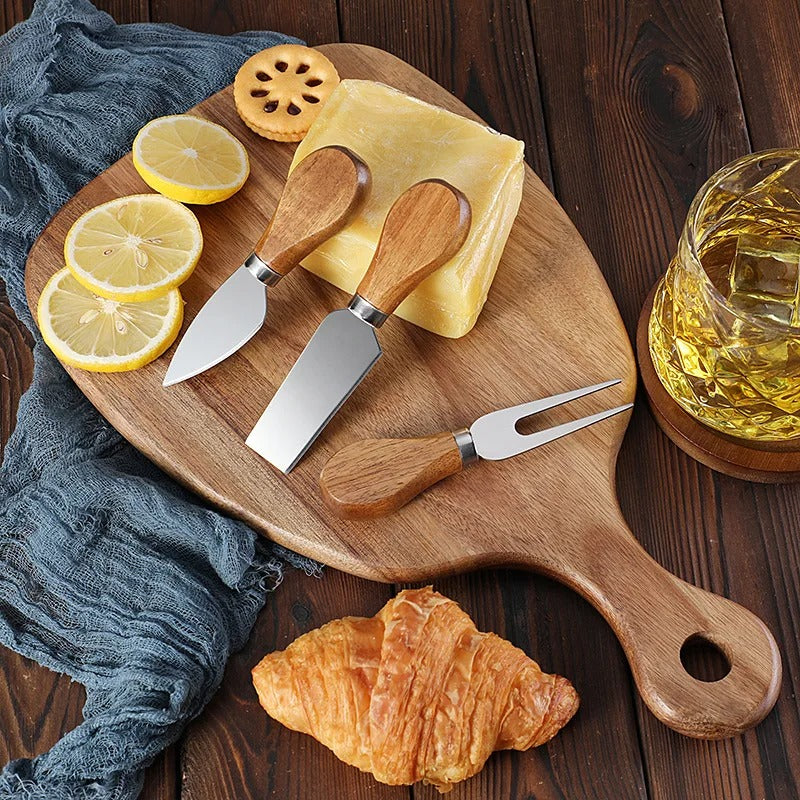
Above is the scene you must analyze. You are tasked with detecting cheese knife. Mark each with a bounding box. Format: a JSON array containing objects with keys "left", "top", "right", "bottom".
[
  {"left": 246, "top": 179, "right": 472, "bottom": 473},
  {"left": 319, "top": 379, "right": 633, "bottom": 518},
  {"left": 162, "top": 145, "right": 371, "bottom": 387}
]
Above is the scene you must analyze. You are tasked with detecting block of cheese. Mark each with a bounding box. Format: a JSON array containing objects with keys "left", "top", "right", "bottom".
[{"left": 290, "top": 79, "right": 525, "bottom": 338}]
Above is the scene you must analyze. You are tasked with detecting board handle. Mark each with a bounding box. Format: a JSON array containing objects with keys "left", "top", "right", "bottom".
[
  {"left": 356, "top": 180, "right": 471, "bottom": 316},
  {"left": 525, "top": 516, "right": 782, "bottom": 739},
  {"left": 253, "top": 145, "right": 371, "bottom": 276},
  {"left": 320, "top": 433, "right": 465, "bottom": 519}
]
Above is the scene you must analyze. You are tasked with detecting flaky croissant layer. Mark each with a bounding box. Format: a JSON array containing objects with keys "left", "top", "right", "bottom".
[{"left": 252, "top": 586, "right": 578, "bottom": 792}]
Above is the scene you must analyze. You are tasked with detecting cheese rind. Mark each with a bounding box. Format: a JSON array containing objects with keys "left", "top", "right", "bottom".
[{"left": 290, "top": 80, "right": 524, "bottom": 338}]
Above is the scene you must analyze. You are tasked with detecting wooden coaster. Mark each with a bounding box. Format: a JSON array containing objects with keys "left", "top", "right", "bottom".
[{"left": 636, "top": 284, "right": 800, "bottom": 483}]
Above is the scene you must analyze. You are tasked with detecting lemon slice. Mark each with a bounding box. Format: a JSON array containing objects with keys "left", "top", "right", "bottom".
[
  {"left": 64, "top": 194, "right": 202, "bottom": 302},
  {"left": 38, "top": 268, "right": 183, "bottom": 372},
  {"left": 133, "top": 114, "right": 250, "bottom": 204}
]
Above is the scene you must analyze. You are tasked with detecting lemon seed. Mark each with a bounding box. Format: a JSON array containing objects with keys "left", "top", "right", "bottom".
[{"left": 79, "top": 310, "right": 99, "bottom": 324}]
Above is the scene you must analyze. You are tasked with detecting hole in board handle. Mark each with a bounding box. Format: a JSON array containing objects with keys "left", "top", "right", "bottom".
[{"left": 680, "top": 634, "right": 731, "bottom": 682}]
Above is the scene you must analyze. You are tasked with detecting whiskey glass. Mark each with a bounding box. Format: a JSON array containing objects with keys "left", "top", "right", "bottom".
[{"left": 648, "top": 149, "right": 800, "bottom": 441}]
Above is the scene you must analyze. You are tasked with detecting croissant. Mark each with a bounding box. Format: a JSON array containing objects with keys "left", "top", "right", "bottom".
[{"left": 252, "top": 586, "right": 578, "bottom": 792}]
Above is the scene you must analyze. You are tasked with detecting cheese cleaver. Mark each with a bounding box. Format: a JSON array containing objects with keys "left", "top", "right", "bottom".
[
  {"left": 246, "top": 179, "right": 472, "bottom": 473},
  {"left": 163, "top": 146, "right": 371, "bottom": 387}
]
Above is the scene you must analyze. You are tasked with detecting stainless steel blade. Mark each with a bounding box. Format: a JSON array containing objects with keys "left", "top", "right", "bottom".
[
  {"left": 470, "top": 379, "right": 631, "bottom": 460},
  {"left": 163, "top": 266, "right": 267, "bottom": 387},
  {"left": 246, "top": 309, "right": 382, "bottom": 473}
]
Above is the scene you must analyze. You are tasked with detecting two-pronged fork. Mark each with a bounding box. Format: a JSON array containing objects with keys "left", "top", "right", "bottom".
[{"left": 320, "top": 379, "right": 632, "bottom": 519}]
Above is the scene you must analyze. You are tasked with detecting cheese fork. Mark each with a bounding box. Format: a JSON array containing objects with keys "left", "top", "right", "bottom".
[{"left": 320, "top": 379, "right": 633, "bottom": 519}]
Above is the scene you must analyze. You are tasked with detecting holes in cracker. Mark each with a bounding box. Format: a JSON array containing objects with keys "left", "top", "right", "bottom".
[
  {"left": 275, "top": 61, "right": 289, "bottom": 72},
  {"left": 302, "top": 94, "right": 320, "bottom": 104},
  {"left": 305, "top": 78, "right": 323, "bottom": 87},
  {"left": 296, "top": 63, "right": 310, "bottom": 74},
  {"left": 255, "top": 71, "right": 271, "bottom": 81},
  {"left": 264, "top": 100, "right": 279, "bottom": 113},
  {"left": 287, "top": 103, "right": 302, "bottom": 116},
  {"left": 251, "top": 89, "right": 269, "bottom": 98}
]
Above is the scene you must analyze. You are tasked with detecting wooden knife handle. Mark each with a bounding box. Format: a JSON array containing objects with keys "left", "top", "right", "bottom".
[
  {"left": 356, "top": 179, "right": 471, "bottom": 315},
  {"left": 253, "top": 145, "right": 370, "bottom": 276},
  {"left": 520, "top": 516, "right": 782, "bottom": 739},
  {"left": 320, "top": 432, "right": 464, "bottom": 519}
]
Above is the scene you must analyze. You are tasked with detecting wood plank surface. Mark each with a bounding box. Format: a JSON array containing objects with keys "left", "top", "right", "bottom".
[
  {"left": 1, "top": 1, "right": 800, "bottom": 799},
  {"left": 0, "top": 653, "right": 85, "bottom": 774},
  {"left": 148, "top": 0, "right": 337, "bottom": 44},
  {"left": 720, "top": 2, "right": 800, "bottom": 796},
  {"left": 93, "top": 0, "right": 150, "bottom": 24},
  {"left": 340, "top": 0, "right": 552, "bottom": 185},
  {"left": 0, "top": 643, "right": 175, "bottom": 800},
  {"left": 526, "top": 0, "right": 800, "bottom": 797},
  {"left": 723, "top": 0, "right": 800, "bottom": 151},
  {"left": 0, "top": 1, "right": 28, "bottom": 33}
]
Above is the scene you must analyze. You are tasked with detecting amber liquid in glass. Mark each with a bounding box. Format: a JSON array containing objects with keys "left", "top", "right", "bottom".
[{"left": 649, "top": 157, "right": 800, "bottom": 441}]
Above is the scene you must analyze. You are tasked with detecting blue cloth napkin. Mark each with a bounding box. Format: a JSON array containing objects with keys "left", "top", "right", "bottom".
[{"left": 0, "top": 2, "right": 319, "bottom": 797}]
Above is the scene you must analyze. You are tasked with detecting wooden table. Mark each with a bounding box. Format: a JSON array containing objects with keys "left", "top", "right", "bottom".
[{"left": 2, "top": 1, "right": 799, "bottom": 797}]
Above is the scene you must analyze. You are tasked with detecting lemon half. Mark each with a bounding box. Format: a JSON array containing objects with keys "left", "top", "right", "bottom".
[
  {"left": 38, "top": 268, "right": 183, "bottom": 372},
  {"left": 133, "top": 114, "right": 250, "bottom": 204},
  {"left": 64, "top": 194, "right": 202, "bottom": 302}
]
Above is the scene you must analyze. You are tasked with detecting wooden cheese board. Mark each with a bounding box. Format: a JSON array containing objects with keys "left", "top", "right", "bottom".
[{"left": 26, "top": 43, "right": 781, "bottom": 739}]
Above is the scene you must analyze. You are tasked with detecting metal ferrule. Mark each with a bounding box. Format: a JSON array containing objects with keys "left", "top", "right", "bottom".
[
  {"left": 245, "top": 252, "right": 283, "bottom": 287},
  {"left": 348, "top": 294, "right": 389, "bottom": 328},
  {"left": 453, "top": 428, "right": 479, "bottom": 466}
]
